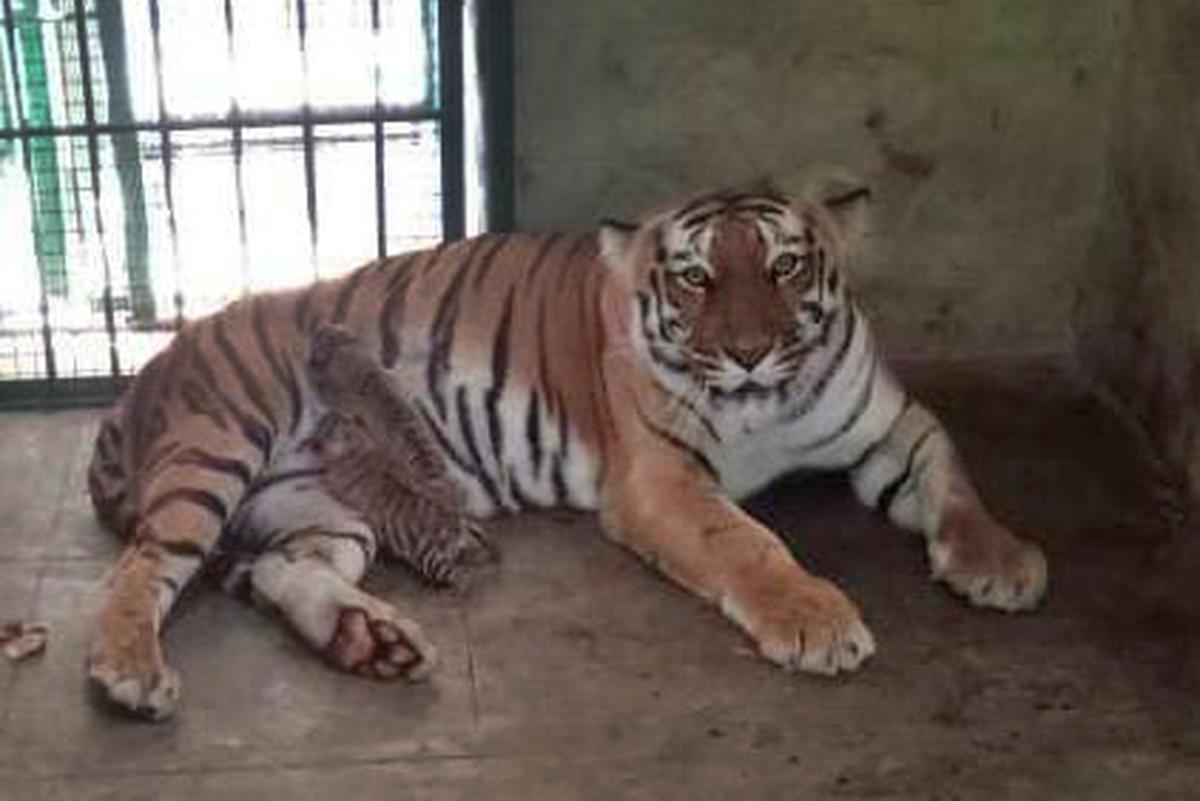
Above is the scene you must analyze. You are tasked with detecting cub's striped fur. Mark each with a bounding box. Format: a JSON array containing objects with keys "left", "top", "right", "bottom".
[
  {"left": 303, "top": 323, "right": 495, "bottom": 587},
  {"left": 87, "top": 180, "right": 1047, "bottom": 719}
]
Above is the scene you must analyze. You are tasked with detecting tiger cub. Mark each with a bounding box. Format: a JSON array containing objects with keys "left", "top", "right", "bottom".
[
  {"left": 87, "top": 179, "right": 1047, "bottom": 719},
  {"left": 302, "top": 322, "right": 495, "bottom": 588}
]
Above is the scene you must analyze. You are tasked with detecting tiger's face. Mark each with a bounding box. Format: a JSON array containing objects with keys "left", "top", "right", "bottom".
[{"left": 601, "top": 183, "right": 870, "bottom": 403}]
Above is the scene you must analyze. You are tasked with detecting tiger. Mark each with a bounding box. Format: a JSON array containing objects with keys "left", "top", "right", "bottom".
[{"left": 86, "top": 177, "right": 1048, "bottom": 720}]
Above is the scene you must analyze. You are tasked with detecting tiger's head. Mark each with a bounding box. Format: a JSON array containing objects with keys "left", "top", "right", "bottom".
[{"left": 600, "top": 179, "right": 871, "bottom": 403}]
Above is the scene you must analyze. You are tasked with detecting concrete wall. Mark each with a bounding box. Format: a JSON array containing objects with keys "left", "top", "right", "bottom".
[
  {"left": 513, "top": 0, "right": 1120, "bottom": 360},
  {"left": 1075, "top": 0, "right": 1200, "bottom": 506}
]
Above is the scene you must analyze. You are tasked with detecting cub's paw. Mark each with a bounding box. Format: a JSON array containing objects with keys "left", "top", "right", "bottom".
[
  {"left": 929, "top": 518, "right": 1048, "bottom": 612},
  {"left": 325, "top": 605, "right": 438, "bottom": 682},
  {"left": 731, "top": 578, "right": 876, "bottom": 676},
  {"left": 88, "top": 638, "right": 181, "bottom": 722}
]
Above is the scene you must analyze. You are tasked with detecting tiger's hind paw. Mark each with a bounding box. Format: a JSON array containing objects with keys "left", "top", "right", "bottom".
[
  {"left": 325, "top": 606, "right": 437, "bottom": 682},
  {"left": 87, "top": 649, "right": 181, "bottom": 722}
]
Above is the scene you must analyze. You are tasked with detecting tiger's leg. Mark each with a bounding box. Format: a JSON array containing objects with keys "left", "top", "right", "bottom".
[
  {"left": 601, "top": 448, "right": 875, "bottom": 675},
  {"left": 88, "top": 429, "right": 264, "bottom": 720},
  {"left": 848, "top": 399, "right": 1047, "bottom": 610},
  {"left": 228, "top": 480, "right": 437, "bottom": 680}
]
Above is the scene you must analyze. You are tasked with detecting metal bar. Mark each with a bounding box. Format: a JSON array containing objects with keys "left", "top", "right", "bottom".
[
  {"left": 2, "top": 0, "right": 57, "bottom": 382},
  {"left": 0, "top": 105, "right": 439, "bottom": 139},
  {"left": 478, "top": 0, "right": 513, "bottom": 232},
  {"left": 295, "top": 0, "right": 318, "bottom": 277},
  {"left": 16, "top": 4, "right": 68, "bottom": 300},
  {"left": 371, "top": 0, "right": 386, "bottom": 259},
  {"left": 72, "top": 0, "right": 120, "bottom": 378},
  {"left": 147, "top": 0, "right": 184, "bottom": 329},
  {"left": 98, "top": 0, "right": 154, "bottom": 323},
  {"left": 438, "top": 0, "right": 465, "bottom": 241},
  {"left": 223, "top": 0, "right": 250, "bottom": 294}
]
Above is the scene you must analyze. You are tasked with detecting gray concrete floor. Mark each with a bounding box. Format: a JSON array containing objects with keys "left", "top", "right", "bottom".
[{"left": 0, "top": 362, "right": 1198, "bottom": 800}]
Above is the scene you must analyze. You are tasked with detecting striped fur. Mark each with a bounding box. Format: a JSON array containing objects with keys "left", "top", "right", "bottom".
[{"left": 86, "top": 181, "right": 1048, "bottom": 719}]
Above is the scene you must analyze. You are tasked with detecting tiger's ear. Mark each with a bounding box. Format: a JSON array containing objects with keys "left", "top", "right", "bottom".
[
  {"left": 599, "top": 219, "right": 639, "bottom": 274},
  {"left": 802, "top": 171, "right": 872, "bottom": 255},
  {"left": 823, "top": 186, "right": 872, "bottom": 244}
]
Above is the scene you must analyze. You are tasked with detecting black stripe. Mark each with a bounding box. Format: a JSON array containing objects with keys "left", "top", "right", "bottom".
[
  {"left": 170, "top": 447, "right": 254, "bottom": 487},
  {"left": 648, "top": 344, "right": 692, "bottom": 376},
  {"left": 800, "top": 300, "right": 824, "bottom": 320},
  {"left": 427, "top": 236, "right": 496, "bottom": 419},
  {"left": 536, "top": 301, "right": 554, "bottom": 416},
  {"left": 681, "top": 209, "right": 720, "bottom": 230},
  {"left": 252, "top": 297, "right": 302, "bottom": 437},
  {"left": 376, "top": 253, "right": 420, "bottom": 366},
  {"left": 875, "top": 426, "right": 937, "bottom": 514},
  {"left": 189, "top": 345, "right": 274, "bottom": 463},
  {"left": 382, "top": 252, "right": 418, "bottom": 293},
  {"left": 664, "top": 388, "right": 720, "bottom": 442},
  {"left": 796, "top": 353, "right": 878, "bottom": 454},
  {"left": 244, "top": 467, "right": 326, "bottom": 499},
  {"left": 331, "top": 264, "right": 370, "bottom": 323},
  {"left": 144, "top": 487, "right": 228, "bottom": 524},
  {"left": 786, "top": 304, "right": 858, "bottom": 421},
  {"left": 417, "top": 403, "right": 486, "bottom": 482},
  {"left": 484, "top": 287, "right": 516, "bottom": 468},
  {"left": 673, "top": 195, "right": 719, "bottom": 221},
  {"left": 525, "top": 233, "right": 565, "bottom": 285},
  {"left": 648, "top": 269, "right": 674, "bottom": 341},
  {"left": 95, "top": 428, "right": 113, "bottom": 462},
  {"left": 846, "top": 395, "right": 912, "bottom": 472},
  {"left": 213, "top": 317, "right": 279, "bottom": 433},
  {"left": 156, "top": 575, "right": 181, "bottom": 596},
  {"left": 508, "top": 468, "right": 536, "bottom": 508},
  {"left": 141, "top": 439, "right": 182, "bottom": 476},
  {"left": 633, "top": 401, "right": 719, "bottom": 481},
  {"left": 550, "top": 454, "right": 573, "bottom": 508},
  {"left": 379, "top": 271, "right": 417, "bottom": 368},
  {"left": 243, "top": 422, "right": 273, "bottom": 465},
  {"left": 525, "top": 391, "right": 543, "bottom": 476},
  {"left": 555, "top": 391, "right": 571, "bottom": 462},
  {"left": 104, "top": 420, "right": 124, "bottom": 449},
  {"left": 455, "top": 387, "right": 503, "bottom": 508},
  {"left": 471, "top": 234, "right": 511, "bottom": 289},
  {"left": 145, "top": 536, "right": 209, "bottom": 561},
  {"left": 815, "top": 251, "right": 826, "bottom": 305},
  {"left": 420, "top": 240, "right": 453, "bottom": 274}
]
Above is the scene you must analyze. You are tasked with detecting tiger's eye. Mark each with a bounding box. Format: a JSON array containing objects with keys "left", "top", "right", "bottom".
[
  {"left": 771, "top": 253, "right": 812, "bottom": 284},
  {"left": 676, "top": 266, "right": 710, "bottom": 290}
]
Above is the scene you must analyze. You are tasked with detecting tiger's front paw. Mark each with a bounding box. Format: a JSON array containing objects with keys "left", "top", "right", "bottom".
[
  {"left": 88, "top": 633, "right": 181, "bottom": 722},
  {"left": 729, "top": 578, "right": 876, "bottom": 676},
  {"left": 930, "top": 514, "right": 1048, "bottom": 612}
]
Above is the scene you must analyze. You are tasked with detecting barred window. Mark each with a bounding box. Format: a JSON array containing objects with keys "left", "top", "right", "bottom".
[{"left": 0, "top": 0, "right": 506, "bottom": 407}]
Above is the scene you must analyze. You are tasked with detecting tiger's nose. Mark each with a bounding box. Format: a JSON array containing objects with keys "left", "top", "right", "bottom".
[{"left": 726, "top": 343, "right": 771, "bottom": 370}]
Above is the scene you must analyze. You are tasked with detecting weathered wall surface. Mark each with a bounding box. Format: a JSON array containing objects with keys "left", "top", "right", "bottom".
[
  {"left": 1075, "top": 0, "right": 1200, "bottom": 505},
  {"left": 514, "top": 1, "right": 1119, "bottom": 359}
]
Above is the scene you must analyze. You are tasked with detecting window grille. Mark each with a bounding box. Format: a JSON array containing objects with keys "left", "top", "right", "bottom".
[{"left": 0, "top": 0, "right": 496, "bottom": 408}]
